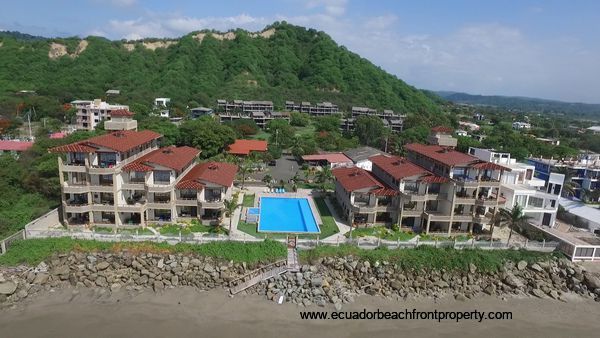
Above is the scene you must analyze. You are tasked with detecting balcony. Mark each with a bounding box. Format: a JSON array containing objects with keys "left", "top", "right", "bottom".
[
  {"left": 64, "top": 203, "right": 91, "bottom": 213},
  {"left": 424, "top": 211, "right": 452, "bottom": 221},
  {"left": 89, "top": 166, "right": 117, "bottom": 175},
  {"left": 401, "top": 190, "right": 427, "bottom": 202},
  {"left": 475, "top": 197, "right": 499, "bottom": 206},
  {"left": 63, "top": 182, "right": 90, "bottom": 193},
  {"left": 452, "top": 213, "right": 472, "bottom": 222},
  {"left": 201, "top": 200, "right": 224, "bottom": 209},
  {"left": 147, "top": 183, "right": 172, "bottom": 193}
]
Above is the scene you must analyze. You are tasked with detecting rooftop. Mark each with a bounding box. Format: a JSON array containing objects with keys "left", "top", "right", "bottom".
[
  {"left": 49, "top": 130, "right": 161, "bottom": 153},
  {"left": 404, "top": 143, "right": 478, "bottom": 166},
  {"left": 343, "top": 146, "right": 384, "bottom": 163},
  {"left": 332, "top": 166, "right": 397, "bottom": 196},
  {"left": 370, "top": 154, "right": 430, "bottom": 180},
  {"left": 176, "top": 162, "right": 238, "bottom": 189},
  {"left": 0, "top": 140, "right": 34, "bottom": 152},
  {"left": 227, "top": 139, "right": 268, "bottom": 155},
  {"left": 123, "top": 146, "right": 200, "bottom": 172},
  {"left": 302, "top": 152, "right": 352, "bottom": 164},
  {"left": 110, "top": 109, "right": 134, "bottom": 117}
]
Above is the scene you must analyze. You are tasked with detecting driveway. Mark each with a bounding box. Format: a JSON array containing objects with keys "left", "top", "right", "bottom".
[{"left": 250, "top": 155, "right": 300, "bottom": 184}]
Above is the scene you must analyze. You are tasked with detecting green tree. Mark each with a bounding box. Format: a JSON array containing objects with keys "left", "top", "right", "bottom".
[
  {"left": 499, "top": 205, "right": 531, "bottom": 245},
  {"left": 178, "top": 117, "right": 235, "bottom": 158},
  {"left": 354, "top": 115, "right": 388, "bottom": 147},
  {"left": 138, "top": 116, "right": 180, "bottom": 146},
  {"left": 290, "top": 112, "right": 310, "bottom": 127},
  {"left": 223, "top": 198, "right": 240, "bottom": 237}
]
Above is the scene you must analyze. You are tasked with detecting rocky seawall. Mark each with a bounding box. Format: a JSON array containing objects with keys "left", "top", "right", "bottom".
[{"left": 1, "top": 252, "right": 599, "bottom": 309}]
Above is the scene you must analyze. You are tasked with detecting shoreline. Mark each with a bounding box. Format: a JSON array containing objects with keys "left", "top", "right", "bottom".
[{"left": 1, "top": 287, "right": 599, "bottom": 338}]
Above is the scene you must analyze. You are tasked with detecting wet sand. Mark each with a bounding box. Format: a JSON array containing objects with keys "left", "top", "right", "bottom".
[{"left": 1, "top": 288, "right": 598, "bottom": 338}]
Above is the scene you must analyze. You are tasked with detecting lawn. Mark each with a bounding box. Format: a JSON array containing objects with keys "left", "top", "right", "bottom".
[
  {"left": 242, "top": 193, "right": 255, "bottom": 207},
  {"left": 237, "top": 197, "right": 339, "bottom": 240},
  {"left": 345, "top": 226, "right": 417, "bottom": 241},
  {"left": 419, "top": 234, "right": 473, "bottom": 242},
  {"left": 118, "top": 228, "right": 154, "bottom": 236},
  {"left": 0, "top": 238, "right": 287, "bottom": 266}
]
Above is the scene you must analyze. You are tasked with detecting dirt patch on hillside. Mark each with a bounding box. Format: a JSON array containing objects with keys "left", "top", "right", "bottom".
[
  {"left": 193, "top": 28, "right": 276, "bottom": 42},
  {"left": 48, "top": 40, "right": 88, "bottom": 59},
  {"left": 142, "top": 40, "right": 177, "bottom": 50},
  {"left": 123, "top": 43, "right": 135, "bottom": 51}
]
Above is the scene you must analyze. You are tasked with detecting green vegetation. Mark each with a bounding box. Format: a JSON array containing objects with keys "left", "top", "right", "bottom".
[
  {"left": 419, "top": 234, "right": 472, "bottom": 242},
  {"left": 300, "top": 245, "right": 560, "bottom": 272},
  {"left": 0, "top": 238, "right": 287, "bottom": 266},
  {"left": 242, "top": 193, "right": 255, "bottom": 207},
  {"left": 312, "top": 197, "right": 339, "bottom": 238},
  {"left": 346, "top": 226, "right": 417, "bottom": 241},
  {"left": 158, "top": 224, "right": 191, "bottom": 235}
]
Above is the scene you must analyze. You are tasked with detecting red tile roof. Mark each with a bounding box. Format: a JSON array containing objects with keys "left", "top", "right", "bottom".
[
  {"left": 49, "top": 132, "right": 67, "bottom": 139},
  {"left": 0, "top": 140, "right": 33, "bottom": 151},
  {"left": 302, "top": 153, "right": 352, "bottom": 164},
  {"left": 333, "top": 167, "right": 384, "bottom": 192},
  {"left": 431, "top": 126, "right": 453, "bottom": 133},
  {"left": 49, "top": 130, "right": 161, "bottom": 153},
  {"left": 227, "top": 139, "right": 268, "bottom": 155},
  {"left": 471, "top": 161, "right": 511, "bottom": 171},
  {"left": 123, "top": 146, "right": 200, "bottom": 172},
  {"left": 404, "top": 143, "right": 478, "bottom": 166},
  {"left": 110, "top": 109, "right": 134, "bottom": 117},
  {"left": 370, "top": 154, "right": 430, "bottom": 180},
  {"left": 176, "top": 162, "right": 238, "bottom": 189}
]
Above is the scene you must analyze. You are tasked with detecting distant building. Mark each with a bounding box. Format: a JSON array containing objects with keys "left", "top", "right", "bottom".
[
  {"left": 0, "top": 140, "right": 33, "bottom": 157},
  {"left": 154, "top": 98, "right": 171, "bottom": 118},
  {"left": 104, "top": 109, "right": 137, "bottom": 131},
  {"left": 227, "top": 139, "right": 268, "bottom": 156},
  {"left": 343, "top": 146, "right": 385, "bottom": 171},
  {"left": 458, "top": 121, "right": 480, "bottom": 131},
  {"left": 301, "top": 153, "right": 353, "bottom": 169},
  {"left": 215, "top": 100, "right": 290, "bottom": 128},
  {"left": 286, "top": 101, "right": 339, "bottom": 115},
  {"left": 473, "top": 113, "right": 485, "bottom": 121},
  {"left": 586, "top": 126, "right": 600, "bottom": 135},
  {"left": 73, "top": 99, "right": 129, "bottom": 131},
  {"left": 428, "top": 126, "right": 457, "bottom": 148},
  {"left": 455, "top": 130, "right": 468, "bottom": 137},
  {"left": 512, "top": 121, "right": 531, "bottom": 130},
  {"left": 190, "top": 107, "right": 213, "bottom": 119},
  {"left": 105, "top": 89, "right": 120, "bottom": 96},
  {"left": 535, "top": 137, "right": 560, "bottom": 146}
]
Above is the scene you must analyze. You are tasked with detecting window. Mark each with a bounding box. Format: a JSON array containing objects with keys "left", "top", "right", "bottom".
[
  {"left": 154, "top": 170, "right": 170, "bottom": 184},
  {"left": 528, "top": 196, "right": 543, "bottom": 208},
  {"left": 514, "top": 195, "right": 527, "bottom": 207}
]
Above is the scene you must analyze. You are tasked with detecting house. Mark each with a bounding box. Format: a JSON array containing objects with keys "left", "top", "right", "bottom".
[
  {"left": 49, "top": 132, "right": 67, "bottom": 139},
  {"left": 459, "top": 121, "right": 480, "bottom": 131},
  {"left": 73, "top": 99, "right": 129, "bottom": 131},
  {"left": 190, "top": 107, "right": 213, "bottom": 119},
  {"left": 512, "top": 122, "right": 531, "bottom": 130},
  {"left": 428, "top": 126, "right": 457, "bottom": 148},
  {"left": 343, "top": 146, "right": 385, "bottom": 171},
  {"left": 285, "top": 101, "right": 339, "bottom": 115},
  {"left": 473, "top": 113, "right": 485, "bottom": 121},
  {"left": 105, "top": 89, "right": 120, "bottom": 96},
  {"left": 535, "top": 137, "right": 560, "bottom": 146},
  {"left": 104, "top": 109, "right": 137, "bottom": 131},
  {"left": 301, "top": 153, "right": 353, "bottom": 169},
  {"left": 527, "top": 153, "right": 600, "bottom": 202},
  {"left": 227, "top": 139, "right": 268, "bottom": 156},
  {"left": 587, "top": 126, "right": 600, "bottom": 135},
  {"left": 154, "top": 98, "right": 170, "bottom": 107},
  {"left": 455, "top": 130, "right": 469, "bottom": 137},
  {"left": 0, "top": 140, "right": 33, "bottom": 157},
  {"left": 470, "top": 147, "right": 563, "bottom": 227}
]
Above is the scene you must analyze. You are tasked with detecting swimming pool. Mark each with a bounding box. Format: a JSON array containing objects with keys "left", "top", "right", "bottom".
[{"left": 257, "top": 197, "right": 321, "bottom": 234}]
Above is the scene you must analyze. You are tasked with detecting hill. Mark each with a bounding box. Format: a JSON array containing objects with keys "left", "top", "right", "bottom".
[
  {"left": 0, "top": 22, "right": 441, "bottom": 122},
  {"left": 435, "top": 91, "right": 600, "bottom": 120}
]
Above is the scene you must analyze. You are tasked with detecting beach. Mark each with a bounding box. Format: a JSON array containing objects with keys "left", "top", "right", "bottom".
[{"left": 1, "top": 288, "right": 598, "bottom": 338}]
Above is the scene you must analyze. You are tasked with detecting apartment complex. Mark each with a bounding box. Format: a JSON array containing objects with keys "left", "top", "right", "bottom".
[
  {"left": 215, "top": 99, "right": 290, "bottom": 128},
  {"left": 527, "top": 153, "right": 599, "bottom": 202},
  {"left": 285, "top": 101, "right": 339, "bottom": 116},
  {"left": 50, "top": 130, "right": 238, "bottom": 228},
  {"left": 470, "top": 148, "right": 564, "bottom": 227},
  {"left": 332, "top": 129, "right": 511, "bottom": 235},
  {"left": 340, "top": 106, "right": 406, "bottom": 133},
  {"left": 73, "top": 99, "right": 129, "bottom": 131}
]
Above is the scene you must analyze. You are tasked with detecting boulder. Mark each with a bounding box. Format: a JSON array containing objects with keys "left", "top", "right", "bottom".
[
  {"left": 584, "top": 274, "right": 600, "bottom": 290},
  {"left": 96, "top": 262, "right": 110, "bottom": 271},
  {"left": 504, "top": 274, "right": 523, "bottom": 288},
  {"left": 530, "top": 263, "right": 543, "bottom": 273},
  {"left": 33, "top": 273, "right": 49, "bottom": 285},
  {"left": 0, "top": 281, "right": 17, "bottom": 295},
  {"left": 517, "top": 261, "right": 528, "bottom": 271}
]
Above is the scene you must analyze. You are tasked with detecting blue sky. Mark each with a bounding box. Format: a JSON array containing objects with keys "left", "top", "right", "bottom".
[{"left": 1, "top": 0, "right": 599, "bottom": 103}]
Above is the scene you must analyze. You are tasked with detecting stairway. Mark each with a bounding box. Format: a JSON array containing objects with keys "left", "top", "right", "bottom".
[
  {"left": 287, "top": 248, "right": 300, "bottom": 272},
  {"left": 229, "top": 261, "right": 288, "bottom": 295}
]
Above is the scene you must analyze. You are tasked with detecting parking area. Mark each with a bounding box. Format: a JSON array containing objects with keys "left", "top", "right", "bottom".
[{"left": 249, "top": 155, "right": 301, "bottom": 183}]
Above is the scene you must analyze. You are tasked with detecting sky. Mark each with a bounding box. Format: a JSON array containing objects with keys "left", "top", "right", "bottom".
[{"left": 1, "top": 0, "right": 599, "bottom": 103}]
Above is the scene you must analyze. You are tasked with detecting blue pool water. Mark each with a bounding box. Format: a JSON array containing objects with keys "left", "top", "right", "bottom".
[
  {"left": 257, "top": 197, "right": 320, "bottom": 233},
  {"left": 248, "top": 208, "right": 259, "bottom": 215}
]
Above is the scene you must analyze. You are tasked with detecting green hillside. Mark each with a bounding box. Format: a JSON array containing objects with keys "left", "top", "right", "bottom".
[{"left": 0, "top": 22, "right": 441, "bottom": 121}]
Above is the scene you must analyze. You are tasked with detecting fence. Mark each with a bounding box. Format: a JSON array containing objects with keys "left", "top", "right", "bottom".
[
  {"left": 19, "top": 228, "right": 559, "bottom": 254},
  {"left": 0, "top": 230, "right": 26, "bottom": 255}
]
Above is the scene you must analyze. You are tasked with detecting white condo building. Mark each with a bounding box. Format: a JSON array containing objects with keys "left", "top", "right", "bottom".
[{"left": 73, "top": 99, "right": 129, "bottom": 131}]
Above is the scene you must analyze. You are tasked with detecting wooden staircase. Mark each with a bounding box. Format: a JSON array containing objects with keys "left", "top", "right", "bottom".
[{"left": 229, "top": 236, "right": 301, "bottom": 295}]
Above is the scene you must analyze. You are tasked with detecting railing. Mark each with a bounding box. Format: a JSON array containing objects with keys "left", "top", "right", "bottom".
[{"left": 0, "top": 230, "right": 26, "bottom": 255}]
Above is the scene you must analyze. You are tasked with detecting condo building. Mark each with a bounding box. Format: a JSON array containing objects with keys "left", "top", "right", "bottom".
[
  {"left": 215, "top": 99, "right": 290, "bottom": 128},
  {"left": 50, "top": 130, "right": 237, "bottom": 228},
  {"left": 285, "top": 101, "right": 339, "bottom": 115},
  {"left": 333, "top": 128, "right": 511, "bottom": 235},
  {"left": 73, "top": 99, "right": 129, "bottom": 131}
]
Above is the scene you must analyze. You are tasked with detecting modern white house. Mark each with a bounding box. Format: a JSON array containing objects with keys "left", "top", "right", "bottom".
[
  {"left": 469, "top": 147, "right": 564, "bottom": 227},
  {"left": 512, "top": 121, "right": 532, "bottom": 130}
]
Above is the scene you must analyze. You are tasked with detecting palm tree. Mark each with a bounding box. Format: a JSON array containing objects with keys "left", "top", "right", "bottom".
[
  {"left": 553, "top": 166, "right": 579, "bottom": 198},
  {"left": 488, "top": 210, "right": 508, "bottom": 241},
  {"left": 237, "top": 158, "right": 253, "bottom": 190},
  {"left": 223, "top": 198, "right": 240, "bottom": 237},
  {"left": 316, "top": 166, "right": 333, "bottom": 192},
  {"left": 499, "top": 204, "right": 531, "bottom": 245},
  {"left": 262, "top": 173, "right": 273, "bottom": 188}
]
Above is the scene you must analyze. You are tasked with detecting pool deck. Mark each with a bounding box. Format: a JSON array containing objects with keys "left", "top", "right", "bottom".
[{"left": 253, "top": 191, "right": 323, "bottom": 226}]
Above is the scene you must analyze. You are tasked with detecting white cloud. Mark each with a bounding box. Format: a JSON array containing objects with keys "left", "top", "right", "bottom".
[{"left": 306, "top": 0, "right": 347, "bottom": 16}]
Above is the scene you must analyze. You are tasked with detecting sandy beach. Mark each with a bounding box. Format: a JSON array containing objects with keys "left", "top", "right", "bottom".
[{"left": 1, "top": 288, "right": 598, "bottom": 338}]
